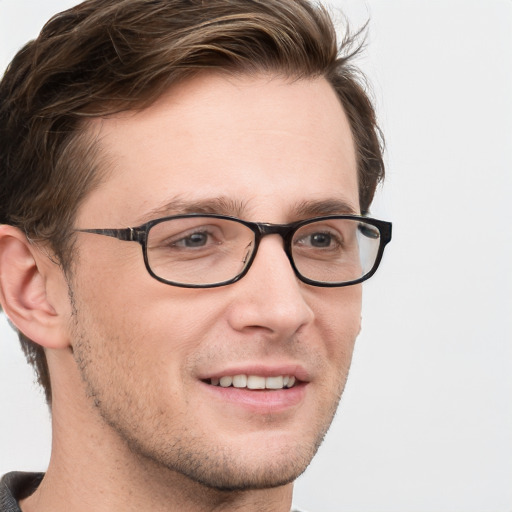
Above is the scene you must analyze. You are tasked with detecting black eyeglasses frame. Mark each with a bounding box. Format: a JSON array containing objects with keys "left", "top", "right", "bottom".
[{"left": 77, "top": 213, "right": 392, "bottom": 289}]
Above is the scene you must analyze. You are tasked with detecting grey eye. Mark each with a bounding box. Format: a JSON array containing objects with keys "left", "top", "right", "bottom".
[
  {"left": 177, "top": 232, "right": 209, "bottom": 247},
  {"left": 308, "top": 233, "right": 332, "bottom": 247}
]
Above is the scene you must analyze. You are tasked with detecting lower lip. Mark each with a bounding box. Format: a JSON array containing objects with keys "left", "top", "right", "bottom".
[{"left": 201, "top": 381, "right": 307, "bottom": 414}]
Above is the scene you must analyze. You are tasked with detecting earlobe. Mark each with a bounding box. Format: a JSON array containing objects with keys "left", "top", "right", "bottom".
[{"left": 0, "top": 225, "right": 70, "bottom": 349}]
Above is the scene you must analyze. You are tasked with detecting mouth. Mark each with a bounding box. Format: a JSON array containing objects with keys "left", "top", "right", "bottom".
[
  {"left": 204, "top": 374, "right": 298, "bottom": 390},
  {"left": 200, "top": 369, "right": 308, "bottom": 413}
]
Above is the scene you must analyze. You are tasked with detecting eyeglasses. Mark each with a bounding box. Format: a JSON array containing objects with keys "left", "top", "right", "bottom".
[{"left": 77, "top": 214, "right": 392, "bottom": 288}]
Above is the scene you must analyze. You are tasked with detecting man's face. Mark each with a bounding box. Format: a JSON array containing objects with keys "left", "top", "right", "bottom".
[{"left": 68, "top": 73, "right": 361, "bottom": 490}]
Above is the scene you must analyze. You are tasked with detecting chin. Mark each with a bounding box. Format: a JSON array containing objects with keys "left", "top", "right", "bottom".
[
  {"left": 172, "top": 450, "right": 312, "bottom": 492},
  {"left": 193, "top": 421, "right": 331, "bottom": 490},
  {"left": 126, "top": 425, "right": 325, "bottom": 492}
]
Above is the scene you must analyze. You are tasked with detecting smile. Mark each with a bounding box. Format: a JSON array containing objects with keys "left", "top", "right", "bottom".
[{"left": 208, "top": 375, "right": 297, "bottom": 390}]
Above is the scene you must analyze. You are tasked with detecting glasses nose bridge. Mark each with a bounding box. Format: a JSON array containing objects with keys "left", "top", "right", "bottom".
[
  {"left": 256, "top": 222, "right": 294, "bottom": 243},
  {"left": 252, "top": 222, "right": 295, "bottom": 264}
]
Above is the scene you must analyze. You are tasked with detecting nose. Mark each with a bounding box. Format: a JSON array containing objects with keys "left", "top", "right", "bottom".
[{"left": 226, "top": 235, "right": 314, "bottom": 338}]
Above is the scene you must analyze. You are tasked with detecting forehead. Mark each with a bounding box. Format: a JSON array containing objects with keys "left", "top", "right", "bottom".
[{"left": 79, "top": 73, "right": 359, "bottom": 226}]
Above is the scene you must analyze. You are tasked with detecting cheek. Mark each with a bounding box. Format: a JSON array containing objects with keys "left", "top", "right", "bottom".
[
  {"left": 313, "top": 285, "right": 362, "bottom": 364},
  {"left": 71, "top": 251, "right": 229, "bottom": 371}
]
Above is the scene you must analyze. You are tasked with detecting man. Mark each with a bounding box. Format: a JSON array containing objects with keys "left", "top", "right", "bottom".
[{"left": 0, "top": 0, "right": 391, "bottom": 510}]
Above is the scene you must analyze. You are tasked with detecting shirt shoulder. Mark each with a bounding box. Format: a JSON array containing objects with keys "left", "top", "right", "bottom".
[{"left": 0, "top": 472, "right": 43, "bottom": 512}]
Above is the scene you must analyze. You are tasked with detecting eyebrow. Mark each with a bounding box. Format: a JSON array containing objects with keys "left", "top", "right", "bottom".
[
  {"left": 136, "top": 196, "right": 247, "bottom": 224},
  {"left": 135, "top": 196, "right": 359, "bottom": 225},
  {"left": 292, "top": 199, "right": 359, "bottom": 218}
]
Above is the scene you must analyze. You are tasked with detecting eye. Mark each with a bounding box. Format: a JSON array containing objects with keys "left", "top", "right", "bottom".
[
  {"left": 174, "top": 231, "right": 211, "bottom": 248},
  {"left": 155, "top": 225, "right": 224, "bottom": 252},
  {"left": 295, "top": 229, "right": 342, "bottom": 250},
  {"left": 307, "top": 232, "right": 334, "bottom": 248}
]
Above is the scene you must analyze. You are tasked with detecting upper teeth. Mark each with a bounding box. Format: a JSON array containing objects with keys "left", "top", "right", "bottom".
[{"left": 210, "top": 375, "right": 296, "bottom": 390}]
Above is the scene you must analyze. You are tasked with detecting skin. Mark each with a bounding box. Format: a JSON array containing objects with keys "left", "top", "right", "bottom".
[{"left": 3, "top": 73, "right": 361, "bottom": 511}]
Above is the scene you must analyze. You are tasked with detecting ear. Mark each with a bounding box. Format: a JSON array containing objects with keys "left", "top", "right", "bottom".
[{"left": 0, "top": 225, "right": 71, "bottom": 349}]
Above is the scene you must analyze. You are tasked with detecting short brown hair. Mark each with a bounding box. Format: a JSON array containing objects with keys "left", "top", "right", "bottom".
[{"left": 0, "top": 0, "right": 384, "bottom": 405}]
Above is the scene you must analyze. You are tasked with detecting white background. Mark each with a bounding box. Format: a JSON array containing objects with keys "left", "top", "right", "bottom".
[{"left": 1, "top": 1, "right": 511, "bottom": 511}]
